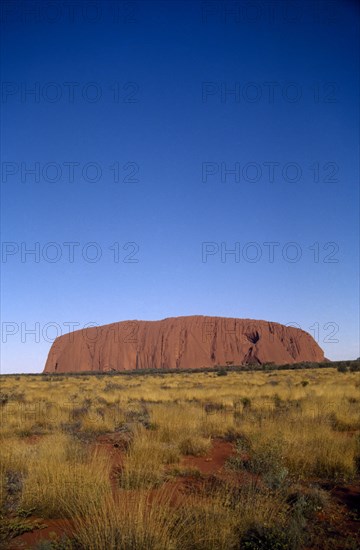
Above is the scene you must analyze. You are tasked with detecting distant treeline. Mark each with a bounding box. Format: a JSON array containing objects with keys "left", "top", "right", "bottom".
[{"left": 2, "top": 359, "right": 360, "bottom": 378}]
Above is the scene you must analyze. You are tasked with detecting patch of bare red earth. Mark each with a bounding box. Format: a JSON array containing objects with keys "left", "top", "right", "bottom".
[
  {"left": 7, "top": 519, "right": 74, "bottom": 550},
  {"left": 307, "top": 484, "right": 360, "bottom": 549},
  {"left": 181, "top": 438, "right": 235, "bottom": 475}
]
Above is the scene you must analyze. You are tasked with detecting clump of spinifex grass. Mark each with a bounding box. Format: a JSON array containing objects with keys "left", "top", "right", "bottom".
[
  {"left": 227, "top": 437, "right": 289, "bottom": 489},
  {"left": 68, "top": 488, "right": 184, "bottom": 550},
  {"left": 68, "top": 481, "right": 292, "bottom": 550},
  {"left": 177, "top": 482, "right": 291, "bottom": 550},
  {"left": 119, "top": 425, "right": 182, "bottom": 489},
  {"left": 19, "top": 433, "right": 112, "bottom": 518},
  {"left": 151, "top": 403, "right": 212, "bottom": 455},
  {"left": 231, "top": 398, "right": 358, "bottom": 482}
]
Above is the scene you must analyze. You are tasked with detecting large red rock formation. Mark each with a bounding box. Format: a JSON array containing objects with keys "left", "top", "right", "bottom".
[{"left": 43, "top": 316, "right": 325, "bottom": 373}]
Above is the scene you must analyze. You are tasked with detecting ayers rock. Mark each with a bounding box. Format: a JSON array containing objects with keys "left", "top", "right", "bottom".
[{"left": 44, "top": 316, "right": 325, "bottom": 373}]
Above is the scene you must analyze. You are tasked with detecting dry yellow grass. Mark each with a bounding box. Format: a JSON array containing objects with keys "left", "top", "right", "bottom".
[
  {"left": 68, "top": 488, "right": 184, "bottom": 550},
  {"left": 0, "top": 367, "right": 359, "bottom": 548},
  {"left": 19, "top": 434, "right": 112, "bottom": 518}
]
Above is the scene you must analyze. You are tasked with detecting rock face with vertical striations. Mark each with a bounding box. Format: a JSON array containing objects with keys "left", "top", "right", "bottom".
[{"left": 43, "top": 316, "right": 325, "bottom": 373}]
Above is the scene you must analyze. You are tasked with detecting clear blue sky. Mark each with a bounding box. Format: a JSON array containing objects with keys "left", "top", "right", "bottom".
[{"left": 1, "top": 0, "right": 359, "bottom": 373}]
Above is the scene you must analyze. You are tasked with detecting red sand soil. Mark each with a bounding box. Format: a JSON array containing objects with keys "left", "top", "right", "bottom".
[
  {"left": 330, "top": 484, "right": 360, "bottom": 515},
  {"left": 180, "top": 438, "right": 235, "bottom": 475},
  {"left": 7, "top": 519, "right": 73, "bottom": 550},
  {"left": 308, "top": 484, "right": 360, "bottom": 549},
  {"left": 44, "top": 315, "right": 325, "bottom": 373}
]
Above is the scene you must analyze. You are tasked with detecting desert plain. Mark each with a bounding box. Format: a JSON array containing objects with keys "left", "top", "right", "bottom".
[{"left": 0, "top": 361, "right": 359, "bottom": 549}]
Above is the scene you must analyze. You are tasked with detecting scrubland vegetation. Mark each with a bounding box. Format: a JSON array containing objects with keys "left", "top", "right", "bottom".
[{"left": 1, "top": 364, "right": 359, "bottom": 549}]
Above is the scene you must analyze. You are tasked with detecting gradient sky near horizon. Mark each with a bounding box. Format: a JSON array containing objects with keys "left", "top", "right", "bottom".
[{"left": 1, "top": 0, "right": 359, "bottom": 374}]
